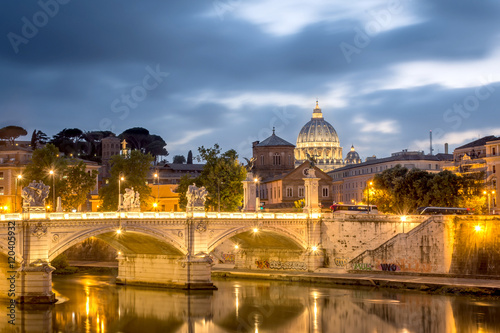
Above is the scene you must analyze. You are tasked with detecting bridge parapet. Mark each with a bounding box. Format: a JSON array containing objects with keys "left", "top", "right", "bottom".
[{"left": 1, "top": 212, "right": 313, "bottom": 221}]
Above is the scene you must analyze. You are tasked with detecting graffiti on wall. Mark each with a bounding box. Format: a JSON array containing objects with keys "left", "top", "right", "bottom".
[
  {"left": 378, "top": 263, "right": 400, "bottom": 271},
  {"left": 352, "top": 263, "right": 372, "bottom": 271},
  {"left": 222, "top": 253, "right": 235, "bottom": 264},
  {"left": 255, "top": 260, "right": 307, "bottom": 270},
  {"left": 334, "top": 258, "right": 349, "bottom": 267},
  {"left": 373, "top": 259, "right": 432, "bottom": 273}
]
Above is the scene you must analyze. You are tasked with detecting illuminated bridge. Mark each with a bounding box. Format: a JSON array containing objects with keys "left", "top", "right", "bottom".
[{"left": 0, "top": 211, "right": 322, "bottom": 303}]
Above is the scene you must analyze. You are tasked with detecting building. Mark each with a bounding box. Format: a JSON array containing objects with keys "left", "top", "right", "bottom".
[
  {"left": 328, "top": 150, "right": 452, "bottom": 204},
  {"left": 295, "top": 101, "right": 344, "bottom": 172},
  {"left": 101, "top": 135, "right": 121, "bottom": 178},
  {"left": 249, "top": 130, "right": 334, "bottom": 210},
  {"left": 442, "top": 135, "right": 499, "bottom": 214},
  {"left": 0, "top": 146, "right": 33, "bottom": 212},
  {"left": 150, "top": 163, "right": 205, "bottom": 185},
  {"left": 252, "top": 129, "right": 295, "bottom": 180},
  {"left": 484, "top": 138, "right": 500, "bottom": 213}
]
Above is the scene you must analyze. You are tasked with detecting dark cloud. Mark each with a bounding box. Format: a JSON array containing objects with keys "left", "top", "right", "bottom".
[{"left": 0, "top": 0, "right": 499, "bottom": 160}]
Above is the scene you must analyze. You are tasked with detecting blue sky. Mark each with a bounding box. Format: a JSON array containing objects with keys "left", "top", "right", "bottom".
[{"left": 1, "top": 0, "right": 499, "bottom": 160}]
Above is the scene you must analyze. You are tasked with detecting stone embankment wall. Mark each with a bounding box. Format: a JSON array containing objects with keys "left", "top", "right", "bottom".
[
  {"left": 349, "top": 215, "right": 500, "bottom": 276},
  {"left": 321, "top": 214, "right": 427, "bottom": 270},
  {"left": 448, "top": 216, "right": 500, "bottom": 276}
]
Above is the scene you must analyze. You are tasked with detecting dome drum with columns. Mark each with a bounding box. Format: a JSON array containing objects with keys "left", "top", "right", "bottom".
[{"left": 295, "top": 101, "right": 344, "bottom": 172}]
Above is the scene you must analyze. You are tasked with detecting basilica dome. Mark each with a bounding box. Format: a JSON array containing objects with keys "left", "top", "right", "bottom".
[{"left": 295, "top": 101, "right": 344, "bottom": 172}]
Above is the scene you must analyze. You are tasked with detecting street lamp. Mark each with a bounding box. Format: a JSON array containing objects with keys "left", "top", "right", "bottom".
[
  {"left": 49, "top": 170, "right": 55, "bottom": 212},
  {"left": 367, "top": 181, "right": 373, "bottom": 214},
  {"left": 15, "top": 174, "right": 22, "bottom": 213},
  {"left": 254, "top": 178, "right": 261, "bottom": 212},
  {"left": 118, "top": 174, "right": 124, "bottom": 211},
  {"left": 154, "top": 171, "right": 159, "bottom": 211},
  {"left": 484, "top": 190, "right": 496, "bottom": 214}
]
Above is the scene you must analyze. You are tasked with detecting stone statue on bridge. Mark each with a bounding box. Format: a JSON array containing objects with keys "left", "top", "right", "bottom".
[
  {"left": 22, "top": 180, "right": 50, "bottom": 212},
  {"left": 186, "top": 184, "right": 208, "bottom": 211},
  {"left": 120, "top": 187, "right": 141, "bottom": 212}
]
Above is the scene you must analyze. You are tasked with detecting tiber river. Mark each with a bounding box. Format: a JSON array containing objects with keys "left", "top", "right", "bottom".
[{"left": 2, "top": 272, "right": 500, "bottom": 333}]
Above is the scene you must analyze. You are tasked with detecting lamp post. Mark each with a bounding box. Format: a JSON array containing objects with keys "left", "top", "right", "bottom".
[
  {"left": 118, "top": 174, "right": 124, "bottom": 211},
  {"left": 154, "top": 172, "right": 159, "bottom": 211},
  {"left": 367, "top": 181, "right": 373, "bottom": 214},
  {"left": 484, "top": 190, "right": 496, "bottom": 215},
  {"left": 49, "top": 170, "right": 55, "bottom": 212},
  {"left": 15, "top": 174, "right": 22, "bottom": 213}
]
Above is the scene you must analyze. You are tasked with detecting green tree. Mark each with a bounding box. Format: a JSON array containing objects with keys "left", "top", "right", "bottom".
[
  {"left": 187, "top": 150, "right": 193, "bottom": 164},
  {"left": 370, "top": 165, "right": 485, "bottom": 214},
  {"left": 59, "top": 161, "right": 98, "bottom": 210},
  {"left": 120, "top": 128, "right": 168, "bottom": 162},
  {"left": 98, "top": 150, "right": 154, "bottom": 211},
  {"left": 173, "top": 155, "right": 186, "bottom": 164},
  {"left": 30, "top": 129, "right": 49, "bottom": 150},
  {"left": 23, "top": 144, "right": 68, "bottom": 208},
  {"left": 0, "top": 125, "right": 28, "bottom": 145},
  {"left": 176, "top": 144, "right": 246, "bottom": 211}
]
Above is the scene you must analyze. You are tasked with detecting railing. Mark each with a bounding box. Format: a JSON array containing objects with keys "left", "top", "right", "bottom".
[{"left": 0, "top": 211, "right": 311, "bottom": 221}]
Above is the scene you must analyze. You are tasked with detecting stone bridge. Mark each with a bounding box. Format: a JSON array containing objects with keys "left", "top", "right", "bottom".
[{"left": 0, "top": 211, "right": 322, "bottom": 303}]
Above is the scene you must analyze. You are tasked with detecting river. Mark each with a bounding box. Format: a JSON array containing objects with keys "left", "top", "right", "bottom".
[{"left": 2, "top": 273, "right": 500, "bottom": 333}]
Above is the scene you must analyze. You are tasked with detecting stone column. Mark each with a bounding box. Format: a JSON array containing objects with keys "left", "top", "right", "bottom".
[
  {"left": 242, "top": 174, "right": 257, "bottom": 212},
  {"left": 303, "top": 169, "right": 321, "bottom": 216}
]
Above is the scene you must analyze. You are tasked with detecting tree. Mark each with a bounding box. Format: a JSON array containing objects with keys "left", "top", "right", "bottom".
[
  {"left": 370, "top": 165, "right": 485, "bottom": 214},
  {"left": 187, "top": 150, "right": 193, "bottom": 164},
  {"left": 98, "top": 150, "right": 154, "bottom": 211},
  {"left": 51, "top": 128, "right": 84, "bottom": 156},
  {"left": 58, "top": 161, "right": 98, "bottom": 210},
  {"left": 23, "top": 144, "right": 98, "bottom": 211},
  {"left": 30, "top": 129, "right": 49, "bottom": 150},
  {"left": 0, "top": 126, "right": 27, "bottom": 145},
  {"left": 23, "top": 144, "right": 68, "bottom": 208},
  {"left": 176, "top": 144, "right": 246, "bottom": 211},
  {"left": 119, "top": 128, "right": 168, "bottom": 162},
  {"left": 173, "top": 155, "right": 186, "bottom": 164}
]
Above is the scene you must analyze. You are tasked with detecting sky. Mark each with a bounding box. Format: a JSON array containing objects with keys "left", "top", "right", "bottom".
[{"left": 1, "top": 0, "right": 500, "bottom": 161}]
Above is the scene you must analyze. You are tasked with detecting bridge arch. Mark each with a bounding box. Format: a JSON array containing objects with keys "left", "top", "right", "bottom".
[
  {"left": 49, "top": 225, "right": 187, "bottom": 262},
  {"left": 0, "top": 241, "right": 22, "bottom": 264},
  {"left": 208, "top": 225, "right": 307, "bottom": 253}
]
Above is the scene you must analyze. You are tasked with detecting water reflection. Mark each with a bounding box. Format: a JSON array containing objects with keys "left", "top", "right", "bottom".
[{"left": 1, "top": 273, "right": 500, "bottom": 332}]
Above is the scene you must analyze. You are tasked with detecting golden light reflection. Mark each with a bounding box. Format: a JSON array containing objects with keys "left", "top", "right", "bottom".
[{"left": 475, "top": 225, "right": 483, "bottom": 232}]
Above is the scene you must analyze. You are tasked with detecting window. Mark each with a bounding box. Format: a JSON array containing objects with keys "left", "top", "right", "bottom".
[
  {"left": 0, "top": 172, "right": 3, "bottom": 180},
  {"left": 278, "top": 187, "right": 280, "bottom": 198},
  {"left": 286, "top": 187, "right": 293, "bottom": 197},
  {"left": 273, "top": 153, "right": 281, "bottom": 165},
  {"left": 0, "top": 187, "right": 3, "bottom": 195},
  {"left": 298, "top": 186, "right": 305, "bottom": 197},
  {"left": 494, "top": 165, "right": 496, "bottom": 173},
  {"left": 322, "top": 186, "right": 329, "bottom": 197},
  {"left": 273, "top": 187, "right": 276, "bottom": 199},
  {"left": 288, "top": 155, "right": 292, "bottom": 165},
  {"left": 493, "top": 147, "right": 497, "bottom": 156},
  {"left": 260, "top": 155, "right": 264, "bottom": 165}
]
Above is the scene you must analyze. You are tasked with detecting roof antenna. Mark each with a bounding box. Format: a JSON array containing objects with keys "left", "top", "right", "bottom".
[{"left": 272, "top": 127, "right": 275, "bottom": 135}]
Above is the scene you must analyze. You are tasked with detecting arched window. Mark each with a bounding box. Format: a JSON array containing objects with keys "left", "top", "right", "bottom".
[{"left": 273, "top": 153, "right": 281, "bottom": 166}]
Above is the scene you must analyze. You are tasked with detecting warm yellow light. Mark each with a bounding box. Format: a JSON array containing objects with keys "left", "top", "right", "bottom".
[
  {"left": 234, "top": 245, "right": 239, "bottom": 249},
  {"left": 475, "top": 225, "right": 482, "bottom": 232},
  {"left": 3, "top": 206, "right": 8, "bottom": 210},
  {"left": 116, "top": 229, "right": 122, "bottom": 234},
  {"left": 493, "top": 191, "right": 496, "bottom": 194},
  {"left": 153, "top": 202, "right": 158, "bottom": 208},
  {"left": 120, "top": 177, "right": 124, "bottom": 181},
  {"left": 49, "top": 170, "right": 54, "bottom": 175},
  {"left": 154, "top": 173, "right": 158, "bottom": 178},
  {"left": 253, "top": 228, "right": 258, "bottom": 233},
  {"left": 312, "top": 246, "right": 318, "bottom": 251},
  {"left": 254, "top": 178, "right": 258, "bottom": 183},
  {"left": 17, "top": 175, "right": 22, "bottom": 179},
  {"left": 401, "top": 216, "right": 407, "bottom": 222},
  {"left": 118, "top": 251, "right": 122, "bottom": 255},
  {"left": 46, "top": 205, "right": 51, "bottom": 209},
  {"left": 483, "top": 191, "right": 487, "bottom": 195},
  {"left": 369, "top": 182, "right": 373, "bottom": 186}
]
